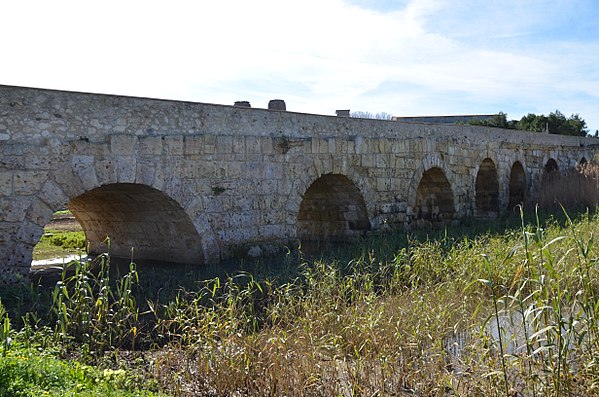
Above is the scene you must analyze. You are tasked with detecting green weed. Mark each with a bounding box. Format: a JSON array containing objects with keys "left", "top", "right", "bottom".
[
  {"left": 33, "top": 230, "right": 86, "bottom": 261},
  {"left": 0, "top": 344, "right": 164, "bottom": 397},
  {"left": 3, "top": 209, "right": 599, "bottom": 395}
]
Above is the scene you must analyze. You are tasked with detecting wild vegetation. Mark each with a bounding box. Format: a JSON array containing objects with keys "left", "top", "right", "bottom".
[
  {"left": 468, "top": 110, "right": 590, "bottom": 136},
  {"left": 32, "top": 230, "right": 86, "bottom": 261},
  {"left": 2, "top": 164, "right": 599, "bottom": 396},
  {"left": 32, "top": 210, "right": 86, "bottom": 261},
  {"left": 539, "top": 160, "right": 599, "bottom": 211}
]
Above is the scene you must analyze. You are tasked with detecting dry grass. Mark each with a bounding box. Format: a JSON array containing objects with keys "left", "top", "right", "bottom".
[
  {"left": 4, "top": 209, "right": 599, "bottom": 396},
  {"left": 144, "top": 214, "right": 599, "bottom": 396},
  {"left": 539, "top": 161, "right": 599, "bottom": 210}
]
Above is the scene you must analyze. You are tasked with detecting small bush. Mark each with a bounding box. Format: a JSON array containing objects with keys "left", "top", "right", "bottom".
[{"left": 47, "top": 232, "right": 86, "bottom": 249}]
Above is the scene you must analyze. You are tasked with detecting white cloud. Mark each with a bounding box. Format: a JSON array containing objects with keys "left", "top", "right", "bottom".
[{"left": 1, "top": 0, "right": 598, "bottom": 130}]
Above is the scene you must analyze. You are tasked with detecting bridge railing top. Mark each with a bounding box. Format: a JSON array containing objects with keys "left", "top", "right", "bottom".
[{"left": 1, "top": 84, "right": 597, "bottom": 148}]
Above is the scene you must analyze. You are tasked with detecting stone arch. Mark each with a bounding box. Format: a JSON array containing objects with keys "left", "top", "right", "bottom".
[
  {"left": 408, "top": 154, "right": 458, "bottom": 218},
  {"left": 475, "top": 158, "right": 500, "bottom": 217},
  {"left": 544, "top": 158, "right": 559, "bottom": 173},
  {"left": 414, "top": 167, "right": 455, "bottom": 222},
  {"left": 508, "top": 161, "right": 527, "bottom": 210},
  {"left": 68, "top": 183, "right": 204, "bottom": 264},
  {"left": 14, "top": 155, "right": 218, "bottom": 274},
  {"left": 542, "top": 158, "right": 560, "bottom": 185},
  {"left": 297, "top": 173, "right": 370, "bottom": 241},
  {"left": 286, "top": 156, "right": 376, "bottom": 238}
]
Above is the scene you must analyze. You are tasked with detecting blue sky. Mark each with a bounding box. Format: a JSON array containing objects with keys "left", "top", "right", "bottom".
[{"left": 2, "top": 0, "right": 598, "bottom": 132}]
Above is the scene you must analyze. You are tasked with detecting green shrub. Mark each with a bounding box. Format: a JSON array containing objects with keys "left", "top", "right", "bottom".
[{"left": 47, "top": 232, "right": 86, "bottom": 249}]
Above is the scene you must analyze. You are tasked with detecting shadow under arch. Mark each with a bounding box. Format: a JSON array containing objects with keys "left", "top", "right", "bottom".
[
  {"left": 508, "top": 161, "right": 527, "bottom": 210},
  {"left": 542, "top": 158, "right": 559, "bottom": 185},
  {"left": 297, "top": 173, "right": 370, "bottom": 242},
  {"left": 68, "top": 183, "right": 204, "bottom": 264},
  {"left": 414, "top": 167, "right": 455, "bottom": 222},
  {"left": 475, "top": 158, "right": 499, "bottom": 217}
]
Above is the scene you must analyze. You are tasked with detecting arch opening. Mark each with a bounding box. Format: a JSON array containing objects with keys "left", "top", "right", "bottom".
[
  {"left": 32, "top": 210, "right": 86, "bottom": 266},
  {"left": 475, "top": 158, "right": 500, "bottom": 217},
  {"left": 297, "top": 174, "right": 370, "bottom": 242},
  {"left": 545, "top": 158, "right": 559, "bottom": 173},
  {"left": 68, "top": 183, "right": 203, "bottom": 264},
  {"left": 508, "top": 161, "right": 526, "bottom": 210},
  {"left": 542, "top": 158, "right": 559, "bottom": 185},
  {"left": 415, "top": 167, "right": 455, "bottom": 222}
]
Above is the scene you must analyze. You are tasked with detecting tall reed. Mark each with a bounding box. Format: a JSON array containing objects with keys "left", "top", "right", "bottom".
[
  {"left": 3, "top": 209, "right": 599, "bottom": 395},
  {"left": 52, "top": 252, "right": 141, "bottom": 358}
]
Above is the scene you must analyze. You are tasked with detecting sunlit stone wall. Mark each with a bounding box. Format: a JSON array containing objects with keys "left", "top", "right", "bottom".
[{"left": 0, "top": 85, "right": 596, "bottom": 281}]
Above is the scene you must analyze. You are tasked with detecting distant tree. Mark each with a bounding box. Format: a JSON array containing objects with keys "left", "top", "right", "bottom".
[
  {"left": 350, "top": 111, "right": 393, "bottom": 120},
  {"left": 468, "top": 110, "right": 588, "bottom": 136},
  {"left": 516, "top": 113, "right": 548, "bottom": 132},
  {"left": 468, "top": 112, "right": 516, "bottom": 129},
  {"left": 516, "top": 110, "right": 588, "bottom": 136}
]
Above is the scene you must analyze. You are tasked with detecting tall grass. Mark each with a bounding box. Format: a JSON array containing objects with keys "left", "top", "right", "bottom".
[
  {"left": 2, "top": 209, "right": 599, "bottom": 396},
  {"left": 539, "top": 161, "right": 599, "bottom": 210},
  {"left": 143, "top": 209, "right": 599, "bottom": 396},
  {"left": 52, "top": 251, "right": 141, "bottom": 357}
]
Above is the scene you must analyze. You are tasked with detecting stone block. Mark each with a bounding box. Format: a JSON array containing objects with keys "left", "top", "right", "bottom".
[
  {"left": 38, "top": 179, "right": 68, "bottom": 210},
  {"left": 1, "top": 155, "right": 24, "bottom": 169},
  {"left": 310, "top": 138, "right": 320, "bottom": 154},
  {"left": 242, "top": 136, "right": 258, "bottom": 154},
  {"left": 259, "top": 224, "right": 284, "bottom": 238},
  {"left": 26, "top": 197, "right": 53, "bottom": 226},
  {"left": 1, "top": 198, "right": 29, "bottom": 222},
  {"left": 95, "top": 158, "right": 118, "bottom": 185},
  {"left": 116, "top": 155, "right": 137, "bottom": 183},
  {"left": 204, "top": 135, "right": 217, "bottom": 154},
  {"left": 361, "top": 155, "right": 375, "bottom": 168},
  {"left": 3, "top": 143, "right": 30, "bottom": 156},
  {"left": 232, "top": 137, "right": 245, "bottom": 154},
  {"left": 327, "top": 138, "right": 336, "bottom": 154},
  {"left": 378, "top": 139, "right": 391, "bottom": 153},
  {"left": 53, "top": 165, "right": 85, "bottom": 199},
  {"left": 0, "top": 171, "right": 12, "bottom": 196},
  {"left": 139, "top": 136, "right": 163, "bottom": 155},
  {"left": 225, "top": 161, "right": 242, "bottom": 178},
  {"left": 376, "top": 177, "right": 390, "bottom": 192},
  {"left": 111, "top": 134, "right": 138, "bottom": 156},
  {"left": 264, "top": 162, "right": 283, "bottom": 179},
  {"left": 184, "top": 135, "right": 203, "bottom": 155},
  {"left": 375, "top": 153, "right": 389, "bottom": 168},
  {"left": 164, "top": 136, "right": 184, "bottom": 155},
  {"left": 217, "top": 135, "right": 234, "bottom": 154},
  {"left": 71, "top": 155, "right": 98, "bottom": 191},
  {"left": 260, "top": 137, "right": 274, "bottom": 154},
  {"left": 135, "top": 161, "right": 156, "bottom": 186},
  {"left": 14, "top": 170, "right": 48, "bottom": 195},
  {"left": 380, "top": 203, "right": 395, "bottom": 214}
]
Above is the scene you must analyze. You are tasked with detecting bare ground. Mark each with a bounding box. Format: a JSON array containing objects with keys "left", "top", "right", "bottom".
[{"left": 46, "top": 213, "right": 83, "bottom": 232}]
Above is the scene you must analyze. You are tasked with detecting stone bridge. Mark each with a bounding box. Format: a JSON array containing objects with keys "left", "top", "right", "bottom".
[{"left": 1, "top": 85, "right": 597, "bottom": 280}]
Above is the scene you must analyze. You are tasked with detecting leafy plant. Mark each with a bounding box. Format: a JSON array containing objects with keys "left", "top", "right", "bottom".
[
  {"left": 0, "top": 299, "right": 11, "bottom": 356},
  {"left": 52, "top": 252, "right": 141, "bottom": 358}
]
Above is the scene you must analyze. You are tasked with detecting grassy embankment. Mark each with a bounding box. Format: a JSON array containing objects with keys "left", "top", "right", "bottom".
[
  {"left": 32, "top": 210, "right": 86, "bottom": 261},
  {"left": 1, "top": 162, "right": 599, "bottom": 396}
]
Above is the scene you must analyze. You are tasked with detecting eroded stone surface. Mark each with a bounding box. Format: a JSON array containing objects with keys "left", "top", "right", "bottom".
[{"left": 1, "top": 85, "right": 597, "bottom": 281}]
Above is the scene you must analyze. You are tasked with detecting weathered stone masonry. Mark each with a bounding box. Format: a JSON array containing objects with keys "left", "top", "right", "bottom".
[{"left": 1, "top": 85, "right": 597, "bottom": 280}]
